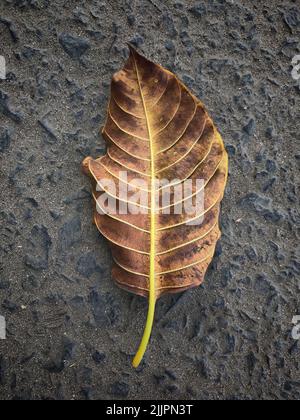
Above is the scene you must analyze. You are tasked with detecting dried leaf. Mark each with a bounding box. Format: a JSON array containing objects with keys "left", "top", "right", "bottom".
[{"left": 82, "top": 47, "right": 228, "bottom": 367}]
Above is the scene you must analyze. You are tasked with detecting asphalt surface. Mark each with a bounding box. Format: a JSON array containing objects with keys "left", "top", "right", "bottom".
[{"left": 0, "top": 0, "right": 299, "bottom": 400}]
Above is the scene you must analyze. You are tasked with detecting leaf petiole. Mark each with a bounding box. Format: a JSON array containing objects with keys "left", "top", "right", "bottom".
[{"left": 132, "top": 294, "right": 156, "bottom": 368}]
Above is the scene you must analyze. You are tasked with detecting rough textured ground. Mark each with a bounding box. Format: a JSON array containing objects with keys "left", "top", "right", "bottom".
[{"left": 0, "top": 0, "right": 299, "bottom": 401}]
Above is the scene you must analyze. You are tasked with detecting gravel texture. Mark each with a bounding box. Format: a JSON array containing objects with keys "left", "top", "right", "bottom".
[{"left": 0, "top": 0, "right": 299, "bottom": 401}]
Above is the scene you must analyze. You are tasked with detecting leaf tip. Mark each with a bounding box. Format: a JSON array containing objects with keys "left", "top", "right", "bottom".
[
  {"left": 127, "top": 42, "right": 136, "bottom": 53},
  {"left": 127, "top": 43, "right": 144, "bottom": 61}
]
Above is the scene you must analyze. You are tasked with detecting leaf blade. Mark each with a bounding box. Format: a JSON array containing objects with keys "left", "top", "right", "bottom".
[{"left": 82, "top": 47, "right": 228, "bottom": 367}]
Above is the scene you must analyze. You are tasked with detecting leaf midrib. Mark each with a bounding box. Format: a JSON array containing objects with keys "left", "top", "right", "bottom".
[{"left": 131, "top": 52, "right": 157, "bottom": 368}]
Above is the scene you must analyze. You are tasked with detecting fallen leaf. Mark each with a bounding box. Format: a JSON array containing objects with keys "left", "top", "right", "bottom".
[{"left": 82, "top": 46, "right": 228, "bottom": 367}]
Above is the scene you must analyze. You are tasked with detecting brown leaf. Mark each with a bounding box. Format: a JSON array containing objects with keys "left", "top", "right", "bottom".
[{"left": 82, "top": 47, "right": 228, "bottom": 367}]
